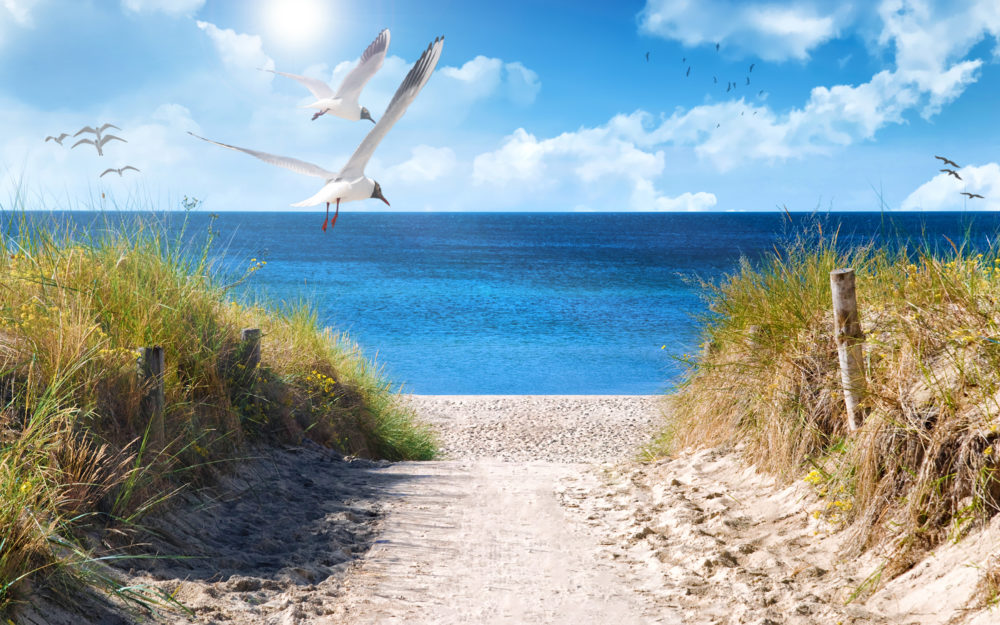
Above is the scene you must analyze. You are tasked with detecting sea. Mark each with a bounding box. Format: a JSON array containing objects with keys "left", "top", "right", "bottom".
[{"left": 8, "top": 211, "right": 1000, "bottom": 395}]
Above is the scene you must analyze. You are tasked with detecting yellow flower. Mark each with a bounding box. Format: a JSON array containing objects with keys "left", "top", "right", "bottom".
[{"left": 985, "top": 446, "right": 993, "bottom": 456}]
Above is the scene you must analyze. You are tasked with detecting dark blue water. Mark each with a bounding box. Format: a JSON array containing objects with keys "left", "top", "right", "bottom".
[{"left": 6, "top": 211, "right": 1000, "bottom": 394}]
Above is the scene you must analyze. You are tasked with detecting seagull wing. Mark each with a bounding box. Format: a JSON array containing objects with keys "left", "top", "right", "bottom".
[
  {"left": 339, "top": 36, "right": 443, "bottom": 179},
  {"left": 97, "top": 134, "right": 127, "bottom": 148},
  {"left": 99, "top": 168, "right": 116, "bottom": 177},
  {"left": 264, "top": 69, "right": 335, "bottom": 100},
  {"left": 74, "top": 126, "right": 98, "bottom": 137},
  {"left": 187, "top": 132, "right": 336, "bottom": 179},
  {"left": 121, "top": 166, "right": 140, "bottom": 173},
  {"left": 98, "top": 123, "right": 121, "bottom": 134},
  {"left": 334, "top": 29, "right": 390, "bottom": 103},
  {"left": 71, "top": 138, "right": 96, "bottom": 149}
]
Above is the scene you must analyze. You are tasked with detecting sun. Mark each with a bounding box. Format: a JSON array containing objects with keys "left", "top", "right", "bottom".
[{"left": 263, "top": 0, "right": 329, "bottom": 49}]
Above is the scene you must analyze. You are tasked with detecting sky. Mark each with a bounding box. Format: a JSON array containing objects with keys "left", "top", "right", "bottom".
[{"left": 1, "top": 0, "right": 1000, "bottom": 212}]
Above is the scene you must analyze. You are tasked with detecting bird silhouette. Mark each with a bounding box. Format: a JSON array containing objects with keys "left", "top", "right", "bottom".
[
  {"left": 960, "top": 192, "right": 984, "bottom": 199},
  {"left": 75, "top": 123, "right": 120, "bottom": 137},
  {"left": 72, "top": 133, "right": 126, "bottom": 157},
  {"left": 686, "top": 66, "right": 691, "bottom": 77},
  {"left": 645, "top": 52, "right": 649, "bottom": 62},
  {"left": 715, "top": 42, "right": 720, "bottom": 51},
  {"left": 746, "top": 76, "right": 750, "bottom": 85},
  {"left": 941, "top": 169, "right": 962, "bottom": 181},
  {"left": 99, "top": 166, "right": 140, "bottom": 178},
  {"left": 935, "top": 155, "right": 960, "bottom": 168},
  {"left": 44, "top": 133, "right": 69, "bottom": 145},
  {"left": 713, "top": 76, "right": 717, "bottom": 83},
  {"left": 682, "top": 57, "right": 686, "bottom": 63},
  {"left": 726, "top": 83, "right": 731, "bottom": 93},
  {"left": 749, "top": 63, "right": 755, "bottom": 73},
  {"left": 758, "top": 90, "right": 765, "bottom": 96}
]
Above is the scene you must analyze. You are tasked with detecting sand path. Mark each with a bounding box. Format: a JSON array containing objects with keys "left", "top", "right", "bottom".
[{"left": 328, "top": 460, "right": 670, "bottom": 624}]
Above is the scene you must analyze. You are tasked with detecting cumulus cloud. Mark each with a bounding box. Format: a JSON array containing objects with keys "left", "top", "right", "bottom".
[
  {"left": 902, "top": 163, "right": 1000, "bottom": 210},
  {"left": 472, "top": 120, "right": 716, "bottom": 212},
  {"left": 388, "top": 145, "right": 457, "bottom": 183},
  {"left": 631, "top": 0, "right": 1000, "bottom": 171},
  {"left": 121, "top": 0, "right": 204, "bottom": 15},
  {"left": 196, "top": 21, "right": 274, "bottom": 93},
  {"left": 639, "top": 0, "right": 855, "bottom": 61}
]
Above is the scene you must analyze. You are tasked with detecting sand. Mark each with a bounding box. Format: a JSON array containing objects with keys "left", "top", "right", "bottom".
[{"left": 14, "top": 395, "right": 1000, "bottom": 624}]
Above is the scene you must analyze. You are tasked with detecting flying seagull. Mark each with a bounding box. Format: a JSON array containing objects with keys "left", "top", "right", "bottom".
[
  {"left": 935, "top": 155, "right": 960, "bottom": 168},
  {"left": 72, "top": 133, "right": 126, "bottom": 156},
  {"left": 960, "top": 192, "right": 984, "bottom": 199},
  {"left": 686, "top": 66, "right": 691, "bottom": 77},
  {"left": 75, "top": 123, "right": 120, "bottom": 137},
  {"left": 645, "top": 51, "right": 649, "bottom": 62},
  {"left": 45, "top": 133, "right": 70, "bottom": 145},
  {"left": 191, "top": 36, "right": 444, "bottom": 232},
  {"left": 267, "top": 29, "right": 389, "bottom": 122},
  {"left": 941, "top": 169, "right": 962, "bottom": 181},
  {"left": 749, "top": 63, "right": 755, "bottom": 73},
  {"left": 100, "top": 166, "right": 140, "bottom": 178},
  {"left": 713, "top": 76, "right": 717, "bottom": 83},
  {"left": 746, "top": 76, "right": 750, "bottom": 85},
  {"left": 715, "top": 42, "right": 720, "bottom": 51}
]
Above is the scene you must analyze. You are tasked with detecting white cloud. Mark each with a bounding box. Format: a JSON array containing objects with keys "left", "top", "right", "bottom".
[
  {"left": 472, "top": 118, "right": 716, "bottom": 211},
  {"left": 388, "top": 145, "right": 457, "bottom": 183},
  {"left": 121, "top": 0, "right": 204, "bottom": 16},
  {"left": 504, "top": 62, "right": 541, "bottom": 107},
  {"left": 639, "top": 0, "right": 855, "bottom": 61},
  {"left": 196, "top": 21, "right": 274, "bottom": 93},
  {"left": 901, "top": 163, "right": 1000, "bottom": 210},
  {"left": 3, "top": 0, "right": 39, "bottom": 26}
]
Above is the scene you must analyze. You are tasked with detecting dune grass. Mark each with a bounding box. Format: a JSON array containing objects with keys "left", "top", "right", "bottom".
[
  {"left": 655, "top": 218, "right": 1000, "bottom": 599},
  {"left": 0, "top": 205, "right": 435, "bottom": 614}
]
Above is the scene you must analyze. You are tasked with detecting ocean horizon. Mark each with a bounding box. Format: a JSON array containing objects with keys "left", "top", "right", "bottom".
[{"left": 8, "top": 210, "right": 1000, "bottom": 395}]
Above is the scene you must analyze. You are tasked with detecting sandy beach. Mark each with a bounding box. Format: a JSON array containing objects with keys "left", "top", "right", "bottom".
[{"left": 16, "top": 395, "right": 999, "bottom": 624}]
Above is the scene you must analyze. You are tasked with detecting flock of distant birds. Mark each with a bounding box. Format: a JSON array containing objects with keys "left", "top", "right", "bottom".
[
  {"left": 45, "top": 123, "right": 139, "bottom": 178},
  {"left": 934, "top": 155, "right": 985, "bottom": 201},
  {"left": 646, "top": 42, "right": 765, "bottom": 128},
  {"left": 188, "top": 29, "right": 444, "bottom": 231}
]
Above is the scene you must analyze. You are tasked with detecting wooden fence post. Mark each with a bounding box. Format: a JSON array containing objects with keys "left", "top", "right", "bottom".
[
  {"left": 138, "top": 346, "right": 165, "bottom": 451},
  {"left": 830, "top": 268, "right": 866, "bottom": 431},
  {"left": 239, "top": 328, "right": 261, "bottom": 375}
]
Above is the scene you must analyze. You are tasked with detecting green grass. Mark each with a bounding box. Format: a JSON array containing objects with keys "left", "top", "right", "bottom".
[
  {"left": 0, "top": 202, "right": 435, "bottom": 614},
  {"left": 656, "top": 219, "right": 1000, "bottom": 596}
]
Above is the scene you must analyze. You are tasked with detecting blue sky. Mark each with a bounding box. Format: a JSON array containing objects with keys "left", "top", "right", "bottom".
[{"left": 2, "top": 0, "right": 1000, "bottom": 212}]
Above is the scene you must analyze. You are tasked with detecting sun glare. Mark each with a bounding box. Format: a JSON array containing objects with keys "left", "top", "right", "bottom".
[{"left": 263, "top": 0, "right": 329, "bottom": 49}]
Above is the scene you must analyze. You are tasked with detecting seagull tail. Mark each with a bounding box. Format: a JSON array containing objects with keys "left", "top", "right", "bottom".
[{"left": 291, "top": 190, "right": 327, "bottom": 208}]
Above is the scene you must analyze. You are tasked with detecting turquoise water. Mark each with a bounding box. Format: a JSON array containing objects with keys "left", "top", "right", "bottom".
[{"left": 9, "top": 211, "right": 1000, "bottom": 394}]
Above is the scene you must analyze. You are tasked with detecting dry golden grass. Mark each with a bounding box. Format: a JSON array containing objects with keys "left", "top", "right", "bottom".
[
  {"left": 655, "top": 222, "right": 1000, "bottom": 596},
  {"left": 0, "top": 208, "right": 435, "bottom": 613}
]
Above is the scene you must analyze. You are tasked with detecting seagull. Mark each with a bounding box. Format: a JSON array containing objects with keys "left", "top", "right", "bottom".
[
  {"left": 682, "top": 57, "right": 686, "bottom": 63},
  {"left": 960, "top": 192, "right": 984, "bottom": 199},
  {"left": 645, "top": 51, "right": 649, "bottom": 62},
  {"left": 749, "top": 63, "right": 755, "bottom": 73},
  {"left": 935, "top": 155, "right": 960, "bottom": 168},
  {"left": 713, "top": 76, "right": 717, "bottom": 83},
  {"left": 45, "top": 133, "right": 70, "bottom": 145},
  {"left": 941, "top": 169, "right": 962, "bottom": 181},
  {"left": 726, "top": 83, "right": 731, "bottom": 93},
  {"left": 74, "top": 123, "right": 120, "bottom": 137},
  {"left": 266, "top": 29, "right": 389, "bottom": 123},
  {"left": 746, "top": 76, "right": 750, "bottom": 85},
  {"left": 716, "top": 42, "right": 720, "bottom": 51},
  {"left": 686, "top": 66, "right": 691, "bottom": 77},
  {"left": 71, "top": 133, "right": 126, "bottom": 156},
  {"left": 191, "top": 36, "right": 444, "bottom": 232},
  {"left": 99, "top": 166, "right": 140, "bottom": 178}
]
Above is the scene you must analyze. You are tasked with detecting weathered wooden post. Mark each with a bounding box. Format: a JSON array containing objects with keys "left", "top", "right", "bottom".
[
  {"left": 138, "top": 346, "right": 165, "bottom": 451},
  {"left": 239, "top": 328, "right": 261, "bottom": 374},
  {"left": 830, "top": 268, "right": 866, "bottom": 431}
]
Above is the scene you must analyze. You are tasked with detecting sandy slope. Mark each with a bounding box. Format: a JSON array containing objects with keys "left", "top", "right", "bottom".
[{"left": 14, "top": 395, "right": 1000, "bottom": 624}]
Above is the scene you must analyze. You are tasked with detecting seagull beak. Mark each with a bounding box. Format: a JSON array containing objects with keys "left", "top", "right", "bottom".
[{"left": 379, "top": 194, "right": 390, "bottom": 206}]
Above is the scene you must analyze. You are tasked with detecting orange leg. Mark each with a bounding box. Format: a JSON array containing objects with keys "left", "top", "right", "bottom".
[
  {"left": 330, "top": 198, "right": 341, "bottom": 229},
  {"left": 321, "top": 202, "right": 330, "bottom": 231}
]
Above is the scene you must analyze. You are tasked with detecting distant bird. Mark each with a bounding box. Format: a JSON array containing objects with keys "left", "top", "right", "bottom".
[
  {"left": 941, "top": 169, "right": 963, "bottom": 181},
  {"left": 753, "top": 111, "right": 757, "bottom": 116},
  {"left": 726, "top": 83, "right": 731, "bottom": 93},
  {"left": 749, "top": 63, "right": 755, "bottom": 73},
  {"left": 715, "top": 42, "right": 720, "bottom": 51},
  {"left": 716, "top": 123, "right": 720, "bottom": 128},
  {"left": 75, "top": 123, "right": 120, "bottom": 137},
  {"left": 961, "top": 192, "right": 984, "bottom": 199},
  {"left": 713, "top": 76, "right": 717, "bottom": 83},
  {"left": 935, "top": 155, "right": 960, "bottom": 168},
  {"left": 190, "top": 36, "right": 444, "bottom": 232},
  {"left": 645, "top": 51, "right": 649, "bottom": 62},
  {"left": 265, "top": 28, "right": 389, "bottom": 123},
  {"left": 99, "top": 166, "right": 140, "bottom": 178},
  {"left": 682, "top": 57, "right": 686, "bottom": 63},
  {"left": 746, "top": 76, "right": 750, "bottom": 85},
  {"left": 44, "top": 133, "right": 69, "bottom": 145},
  {"left": 72, "top": 133, "right": 126, "bottom": 156},
  {"left": 686, "top": 66, "right": 691, "bottom": 77},
  {"left": 759, "top": 89, "right": 765, "bottom": 96}
]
